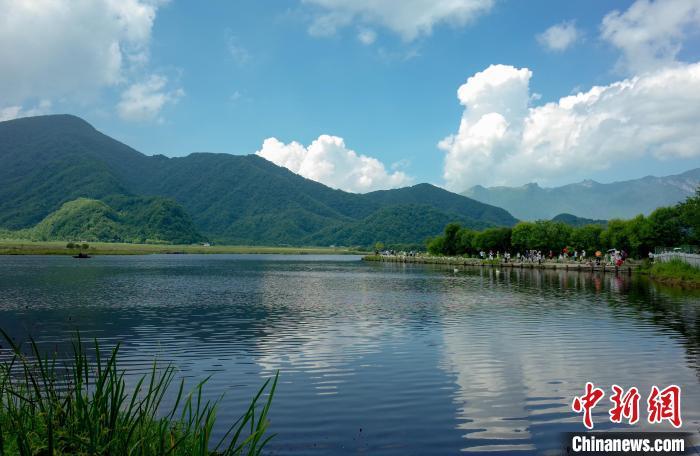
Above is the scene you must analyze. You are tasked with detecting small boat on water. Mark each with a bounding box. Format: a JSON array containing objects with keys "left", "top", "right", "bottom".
[{"left": 73, "top": 252, "right": 91, "bottom": 259}]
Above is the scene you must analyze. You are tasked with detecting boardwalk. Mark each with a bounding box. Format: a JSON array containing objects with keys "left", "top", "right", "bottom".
[{"left": 363, "top": 254, "right": 638, "bottom": 274}]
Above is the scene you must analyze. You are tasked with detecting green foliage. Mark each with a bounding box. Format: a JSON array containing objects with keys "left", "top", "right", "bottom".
[
  {"left": 442, "top": 223, "right": 461, "bottom": 256},
  {"left": 570, "top": 224, "right": 603, "bottom": 252},
  {"left": 551, "top": 213, "right": 607, "bottom": 227},
  {"left": 457, "top": 228, "right": 477, "bottom": 255},
  {"left": 306, "top": 204, "right": 496, "bottom": 248},
  {"left": 510, "top": 220, "right": 572, "bottom": 251},
  {"left": 677, "top": 188, "right": 700, "bottom": 244},
  {"left": 0, "top": 115, "right": 516, "bottom": 248},
  {"left": 0, "top": 330, "right": 277, "bottom": 455},
  {"left": 427, "top": 236, "right": 446, "bottom": 255},
  {"left": 650, "top": 259, "right": 700, "bottom": 288},
  {"left": 428, "top": 188, "right": 700, "bottom": 259},
  {"left": 472, "top": 227, "right": 512, "bottom": 252},
  {"left": 23, "top": 197, "right": 203, "bottom": 244}
]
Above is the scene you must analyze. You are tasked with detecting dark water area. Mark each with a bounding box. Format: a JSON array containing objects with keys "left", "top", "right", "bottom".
[{"left": 0, "top": 254, "right": 698, "bottom": 455}]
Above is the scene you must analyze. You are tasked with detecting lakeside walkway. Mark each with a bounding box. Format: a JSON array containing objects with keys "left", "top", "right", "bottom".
[{"left": 363, "top": 254, "right": 639, "bottom": 274}]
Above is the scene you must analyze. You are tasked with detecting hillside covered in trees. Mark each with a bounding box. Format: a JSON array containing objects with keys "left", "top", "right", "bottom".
[
  {"left": 0, "top": 115, "right": 517, "bottom": 246},
  {"left": 427, "top": 190, "right": 700, "bottom": 259}
]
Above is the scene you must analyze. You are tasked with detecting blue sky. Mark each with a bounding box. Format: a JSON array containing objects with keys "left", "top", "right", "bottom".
[{"left": 1, "top": 0, "right": 700, "bottom": 192}]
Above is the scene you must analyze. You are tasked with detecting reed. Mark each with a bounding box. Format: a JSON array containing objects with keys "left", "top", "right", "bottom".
[
  {"left": 650, "top": 258, "right": 700, "bottom": 288},
  {"left": 0, "top": 330, "right": 277, "bottom": 455}
]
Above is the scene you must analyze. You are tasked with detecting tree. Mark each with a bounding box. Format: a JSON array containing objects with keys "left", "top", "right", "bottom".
[
  {"left": 457, "top": 228, "right": 476, "bottom": 255},
  {"left": 374, "top": 241, "right": 385, "bottom": 252},
  {"left": 647, "top": 206, "right": 683, "bottom": 249},
  {"left": 677, "top": 188, "right": 700, "bottom": 244},
  {"left": 427, "top": 236, "right": 446, "bottom": 255},
  {"left": 443, "top": 223, "right": 461, "bottom": 256},
  {"left": 511, "top": 222, "right": 535, "bottom": 252},
  {"left": 570, "top": 225, "right": 602, "bottom": 253},
  {"left": 472, "top": 227, "right": 512, "bottom": 252}
]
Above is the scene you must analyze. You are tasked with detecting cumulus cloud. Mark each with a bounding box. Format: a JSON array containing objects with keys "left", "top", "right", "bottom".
[
  {"left": 537, "top": 21, "right": 579, "bottom": 51},
  {"left": 256, "top": 135, "right": 412, "bottom": 193},
  {"left": 302, "top": 0, "right": 494, "bottom": 41},
  {"left": 0, "top": 100, "right": 52, "bottom": 122},
  {"left": 117, "top": 75, "right": 184, "bottom": 122},
  {"left": 601, "top": 0, "right": 700, "bottom": 74},
  {"left": 0, "top": 0, "right": 163, "bottom": 104},
  {"left": 440, "top": 63, "right": 700, "bottom": 190}
]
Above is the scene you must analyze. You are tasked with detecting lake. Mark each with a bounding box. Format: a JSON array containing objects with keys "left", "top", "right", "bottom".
[{"left": 0, "top": 254, "right": 698, "bottom": 455}]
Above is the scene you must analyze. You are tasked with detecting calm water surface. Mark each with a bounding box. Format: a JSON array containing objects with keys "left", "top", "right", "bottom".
[{"left": 0, "top": 254, "right": 699, "bottom": 455}]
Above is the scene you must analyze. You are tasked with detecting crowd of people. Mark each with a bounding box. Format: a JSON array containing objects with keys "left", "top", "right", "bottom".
[
  {"left": 475, "top": 248, "right": 627, "bottom": 266},
  {"left": 377, "top": 246, "right": 631, "bottom": 267}
]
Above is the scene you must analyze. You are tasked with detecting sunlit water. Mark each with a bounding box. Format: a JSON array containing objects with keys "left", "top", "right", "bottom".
[{"left": 0, "top": 254, "right": 698, "bottom": 455}]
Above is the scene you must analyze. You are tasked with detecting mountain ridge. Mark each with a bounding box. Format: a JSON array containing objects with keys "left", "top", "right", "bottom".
[
  {"left": 463, "top": 168, "right": 700, "bottom": 220},
  {"left": 0, "top": 114, "right": 517, "bottom": 246}
]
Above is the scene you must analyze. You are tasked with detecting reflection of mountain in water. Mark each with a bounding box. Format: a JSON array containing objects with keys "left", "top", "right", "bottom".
[{"left": 1, "top": 256, "right": 699, "bottom": 454}]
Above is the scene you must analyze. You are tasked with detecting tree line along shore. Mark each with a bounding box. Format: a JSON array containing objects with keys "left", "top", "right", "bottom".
[
  {"left": 365, "top": 190, "right": 700, "bottom": 288},
  {"left": 418, "top": 189, "right": 698, "bottom": 261}
]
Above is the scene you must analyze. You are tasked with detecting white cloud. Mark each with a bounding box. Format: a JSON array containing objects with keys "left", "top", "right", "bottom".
[
  {"left": 0, "top": 100, "right": 52, "bottom": 122},
  {"left": 256, "top": 135, "right": 412, "bottom": 193},
  {"left": 117, "top": 75, "right": 184, "bottom": 122},
  {"left": 601, "top": 0, "right": 700, "bottom": 74},
  {"left": 357, "top": 28, "right": 377, "bottom": 45},
  {"left": 302, "top": 0, "right": 495, "bottom": 41},
  {"left": 440, "top": 62, "right": 700, "bottom": 190},
  {"left": 0, "top": 0, "right": 164, "bottom": 104},
  {"left": 537, "top": 21, "right": 579, "bottom": 52},
  {"left": 225, "top": 30, "right": 250, "bottom": 65}
]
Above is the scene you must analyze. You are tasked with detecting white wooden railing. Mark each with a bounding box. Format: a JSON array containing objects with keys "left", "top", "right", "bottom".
[{"left": 655, "top": 252, "right": 700, "bottom": 268}]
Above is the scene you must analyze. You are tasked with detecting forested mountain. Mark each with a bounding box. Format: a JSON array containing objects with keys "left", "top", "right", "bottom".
[
  {"left": 0, "top": 115, "right": 517, "bottom": 246},
  {"left": 551, "top": 213, "right": 607, "bottom": 227},
  {"left": 25, "top": 197, "right": 202, "bottom": 244},
  {"left": 463, "top": 169, "right": 700, "bottom": 221}
]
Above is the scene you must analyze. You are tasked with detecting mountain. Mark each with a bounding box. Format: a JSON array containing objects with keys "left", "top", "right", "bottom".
[
  {"left": 551, "top": 213, "right": 607, "bottom": 227},
  {"left": 0, "top": 115, "right": 517, "bottom": 246},
  {"left": 306, "top": 204, "right": 495, "bottom": 247},
  {"left": 25, "top": 197, "right": 202, "bottom": 244},
  {"left": 463, "top": 170, "right": 700, "bottom": 221}
]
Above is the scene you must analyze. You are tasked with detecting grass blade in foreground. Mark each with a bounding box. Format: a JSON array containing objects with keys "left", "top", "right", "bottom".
[{"left": 0, "top": 330, "right": 277, "bottom": 455}]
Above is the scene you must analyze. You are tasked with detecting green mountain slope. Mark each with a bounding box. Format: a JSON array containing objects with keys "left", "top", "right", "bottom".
[
  {"left": 0, "top": 114, "right": 518, "bottom": 246},
  {"left": 464, "top": 170, "right": 700, "bottom": 221},
  {"left": 25, "top": 197, "right": 202, "bottom": 243},
  {"left": 551, "top": 213, "right": 607, "bottom": 227},
  {"left": 306, "top": 204, "right": 493, "bottom": 247}
]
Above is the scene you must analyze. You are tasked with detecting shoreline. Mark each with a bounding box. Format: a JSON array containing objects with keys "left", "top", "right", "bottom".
[
  {"left": 0, "top": 240, "right": 368, "bottom": 256},
  {"left": 363, "top": 254, "right": 638, "bottom": 274}
]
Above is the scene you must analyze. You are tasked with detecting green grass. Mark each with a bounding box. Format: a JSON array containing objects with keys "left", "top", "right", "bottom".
[
  {"left": 0, "top": 331, "right": 277, "bottom": 455},
  {"left": 0, "top": 239, "right": 368, "bottom": 256},
  {"left": 650, "top": 259, "right": 700, "bottom": 288}
]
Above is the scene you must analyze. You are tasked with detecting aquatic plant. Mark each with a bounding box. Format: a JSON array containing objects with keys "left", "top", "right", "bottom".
[
  {"left": 650, "top": 258, "right": 700, "bottom": 288},
  {"left": 0, "top": 330, "right": 277, "bottom": 455}
]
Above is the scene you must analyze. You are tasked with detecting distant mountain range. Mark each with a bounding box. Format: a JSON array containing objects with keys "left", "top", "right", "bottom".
[
  {"left": 463, "top": 169, "right": 700, "bottom": 221},
  {"left": 0, "top": 115, "right": 517, "bottom": 246}
]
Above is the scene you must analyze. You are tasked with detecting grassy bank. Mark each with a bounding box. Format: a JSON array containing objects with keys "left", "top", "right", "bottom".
[
  {"left": 0, "top": 331, "right": 277, "bottom": 455},
  {"left": 648, "top": 259, "right": 700, "bottom": 288},
  {"left": 0, "top": 240, "right": 368, "bottom": 256}
]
